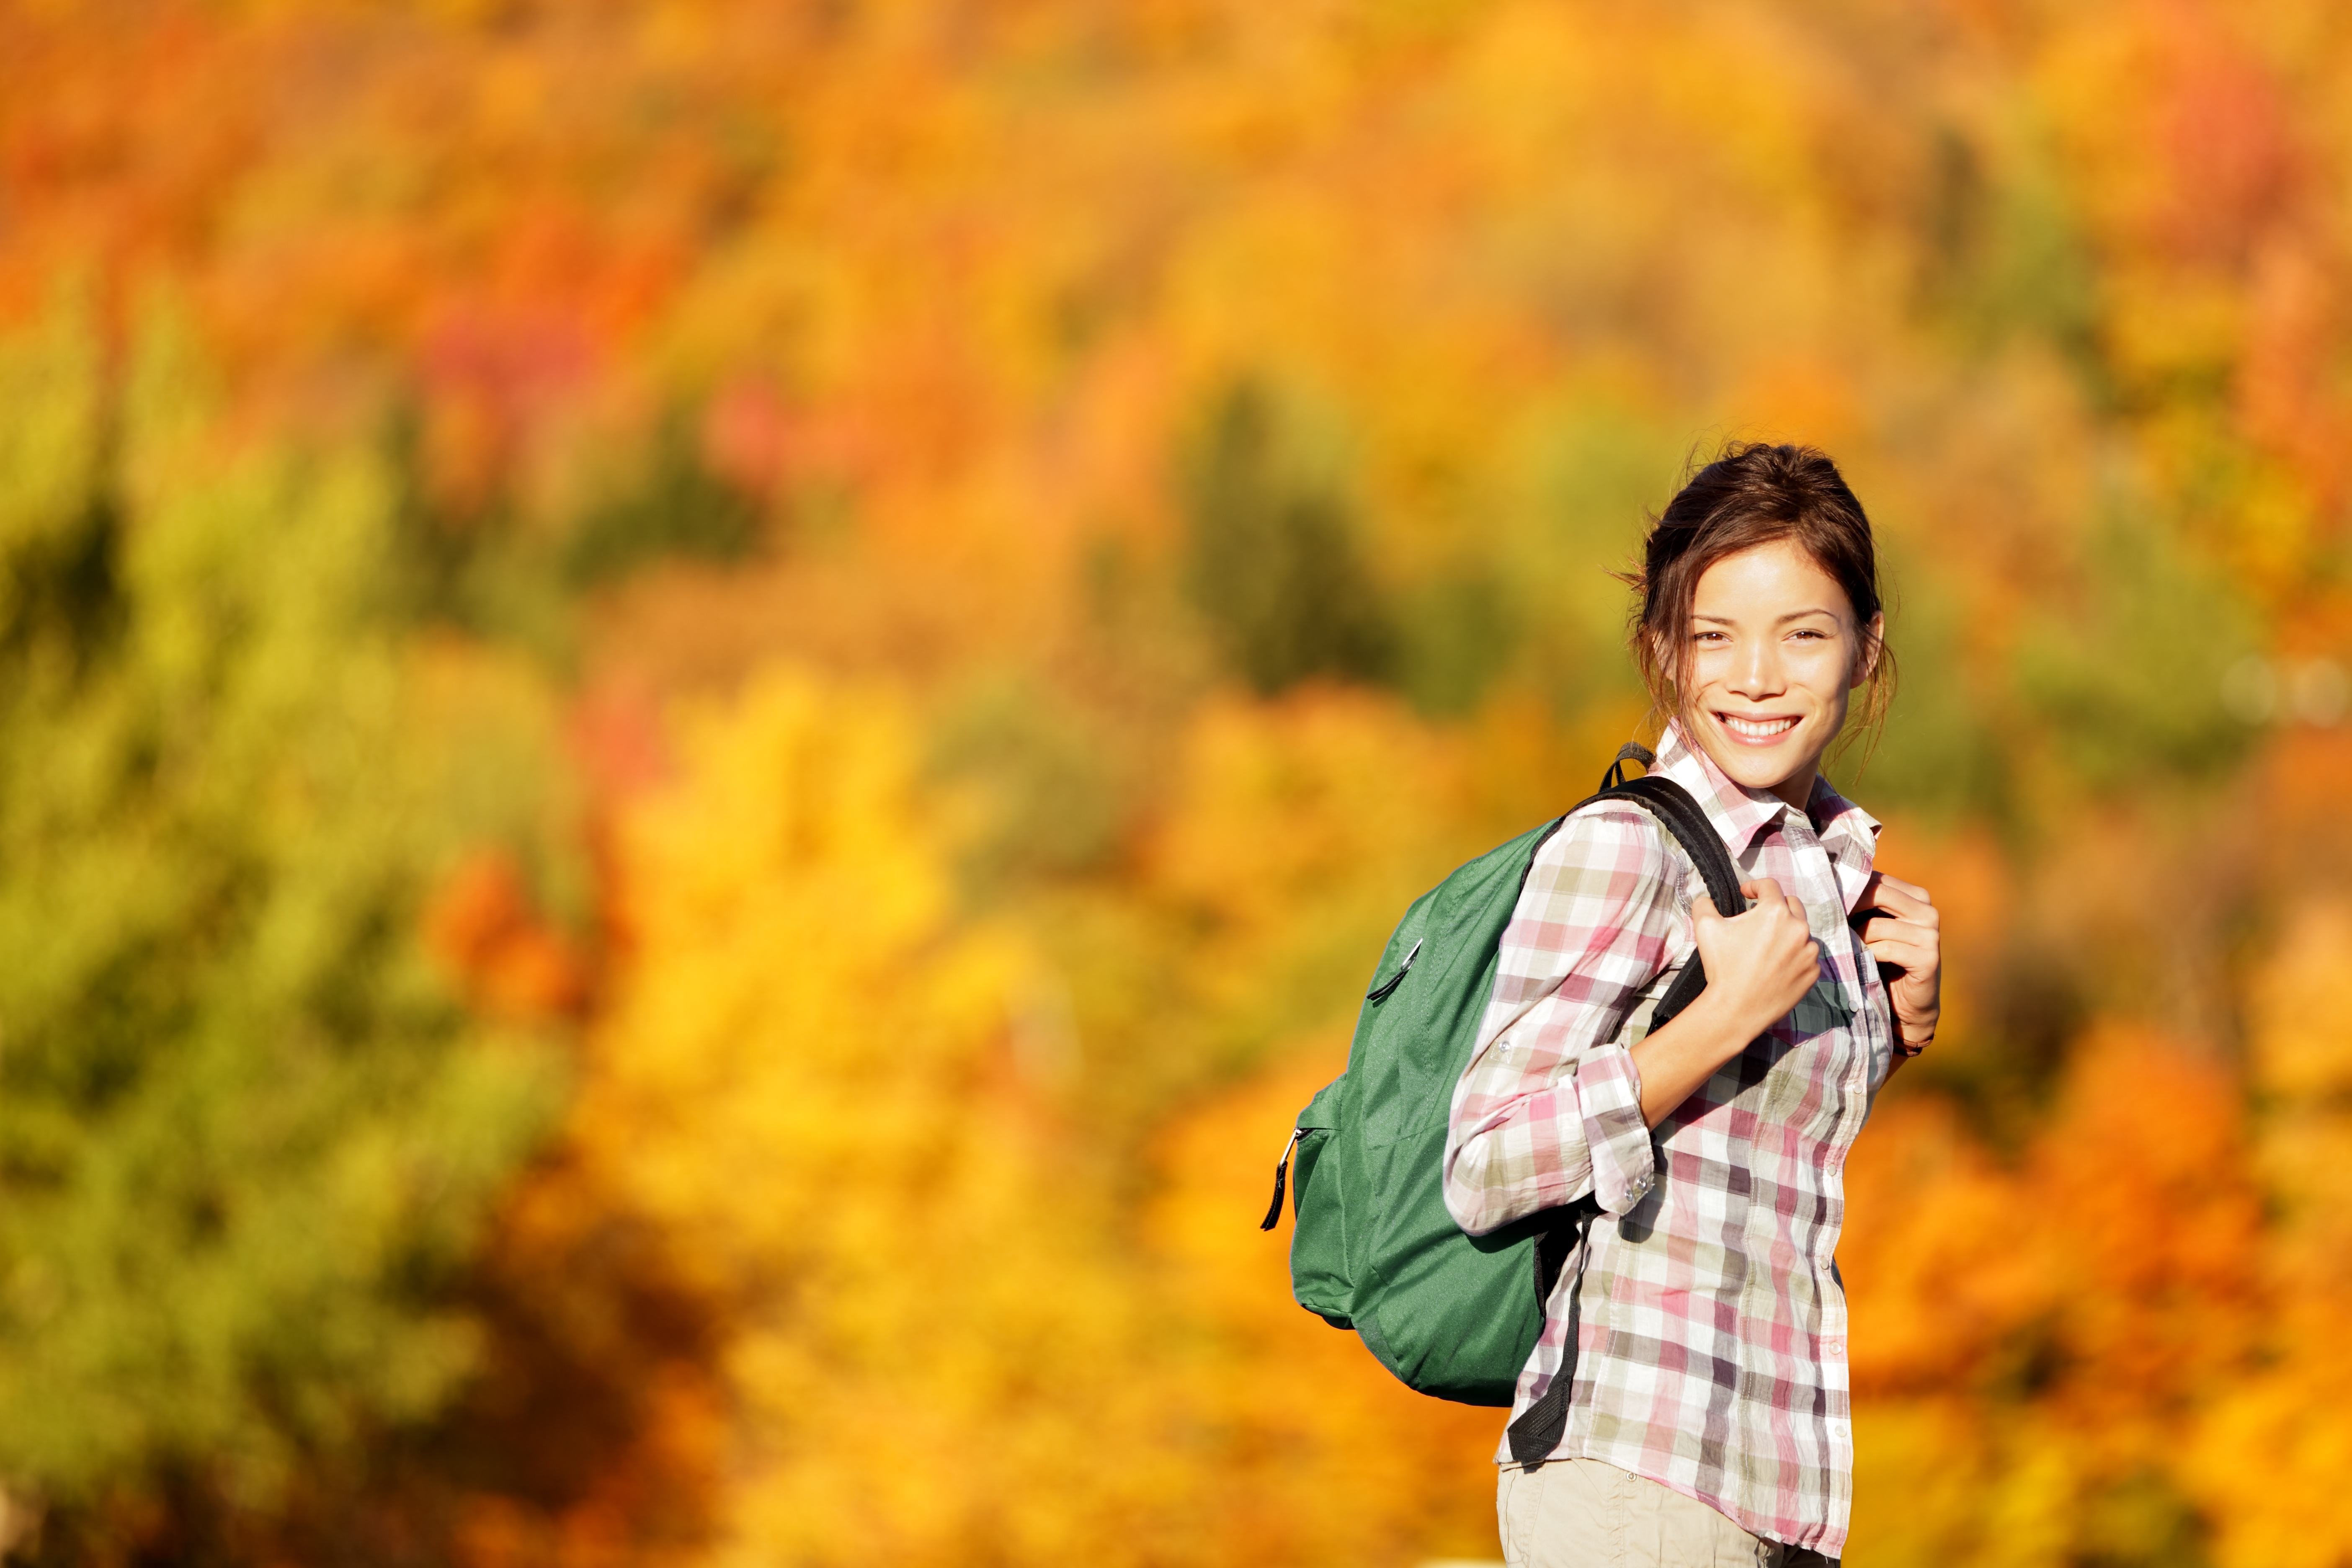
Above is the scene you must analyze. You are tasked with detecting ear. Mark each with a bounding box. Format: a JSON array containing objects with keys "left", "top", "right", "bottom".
[{"left": 1850, "top": 612, "right": 1886, "bottom": 688}]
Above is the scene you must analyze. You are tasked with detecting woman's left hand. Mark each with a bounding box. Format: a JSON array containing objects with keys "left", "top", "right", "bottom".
[{"left": 1853, "top": 871, "right": 1941, "bottom": 1057}]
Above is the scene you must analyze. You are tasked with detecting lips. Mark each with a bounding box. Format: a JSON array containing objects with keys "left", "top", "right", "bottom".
[{"left": 1719, "top": 713, "right": 1799, "bottom": 741}]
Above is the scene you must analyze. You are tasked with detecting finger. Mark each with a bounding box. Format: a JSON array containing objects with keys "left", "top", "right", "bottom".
[
  {"left": 1784, "top": 894, "right": 1808, "bottom": 923},
  {"left": 1864, "top": 935, "right": 1934, "bottom": 972},
  {"left": 1859, "top": 913, "right": 1939, "bottom": 947},
  {"left": 1742, "top": 878, "right": 1785, "bottom": 908},
  {"left": 1857, "top": 875, "right": 1935, "bottom": 923},
  {"left": 1874, "top": 872, "right": 1931, "bottom": 904}
]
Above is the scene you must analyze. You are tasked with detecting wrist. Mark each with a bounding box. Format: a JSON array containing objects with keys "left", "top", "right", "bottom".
[{"left": 1680, "top": 988, "right": 1774, "bottom": 1060}]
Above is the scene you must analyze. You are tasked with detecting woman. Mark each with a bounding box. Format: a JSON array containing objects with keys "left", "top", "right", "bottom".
[{"left": 1444, "top": 443, "right": 1943, "bottom": 1568}]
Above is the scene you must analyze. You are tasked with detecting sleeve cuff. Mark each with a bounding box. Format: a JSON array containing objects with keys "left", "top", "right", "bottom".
[{"left": 1574, "top": 1045, "right": 1656, "bottom": 1214}]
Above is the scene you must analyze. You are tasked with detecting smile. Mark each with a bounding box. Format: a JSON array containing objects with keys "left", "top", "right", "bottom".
[{"left": 1718, "top": 713, "right": 1799, "bottom": 741}]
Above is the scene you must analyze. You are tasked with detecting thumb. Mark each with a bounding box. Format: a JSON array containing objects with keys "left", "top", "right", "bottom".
[{"left": 1694, "top": 893, "right": 1729, "bottom": 924}]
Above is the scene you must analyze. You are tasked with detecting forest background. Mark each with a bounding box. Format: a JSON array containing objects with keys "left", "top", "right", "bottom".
[{"left": 4, "top": 1, "right": 2352, "bottom": 1564}]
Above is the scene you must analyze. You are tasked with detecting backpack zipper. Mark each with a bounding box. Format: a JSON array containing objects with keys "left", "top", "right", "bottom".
[
  {"left": 1259, "top": 1127, "right": 1305, "bottom": 1231},
  {"left": 1364, "top": 937, "right": 1423, "bottom": 1003}
]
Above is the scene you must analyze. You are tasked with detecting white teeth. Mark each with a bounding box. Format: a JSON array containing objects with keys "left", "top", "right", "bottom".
[{"left": 1724, "top": 714, "right": 1797, "bottom": 739}]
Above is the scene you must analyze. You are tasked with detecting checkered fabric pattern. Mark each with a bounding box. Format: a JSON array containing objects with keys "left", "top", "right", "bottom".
[{"left": 1443, "top": 722, "right": 1894, "bottom": 1558}]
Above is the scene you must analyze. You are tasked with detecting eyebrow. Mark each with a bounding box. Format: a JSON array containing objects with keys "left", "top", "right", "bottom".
[{"left": 1691, "top": 609, "right": 1842, "bottom": 625}]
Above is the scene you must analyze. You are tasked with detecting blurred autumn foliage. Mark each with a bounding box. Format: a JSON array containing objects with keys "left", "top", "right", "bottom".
[{"left": 5, "top": 0, "right": 2352, "bottom": 1563}]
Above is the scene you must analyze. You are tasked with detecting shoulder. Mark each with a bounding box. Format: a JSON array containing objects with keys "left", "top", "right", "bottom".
[
  {"left": 1501, "top": 799, "right": 1691, "bottom": 965},
  {"left": 1523, "top": 797, "right": 1680, "bottom": 903}
]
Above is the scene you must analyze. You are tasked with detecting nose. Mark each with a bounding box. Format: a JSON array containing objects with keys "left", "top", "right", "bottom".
[{"left": 1728, "top": 634, "right": 1787, "bottom": 699}]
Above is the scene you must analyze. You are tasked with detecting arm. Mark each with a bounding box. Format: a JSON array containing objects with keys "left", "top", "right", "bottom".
[
  {"left": 1443, "top": 808, "right": 1683, "bottom": 1236},
  {"left": 1444, "top": 812, "right": 1834, "bottom": 1237}
]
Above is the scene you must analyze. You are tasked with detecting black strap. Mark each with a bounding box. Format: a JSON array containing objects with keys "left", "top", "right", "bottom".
[
  {"left": 1532, "top": 1194, "right": 1599, "bottom": 1306},
  {"left": 1591, "top": 774, "right": 1746, "bottom": 923},
  {"left": 1507, "top": 1200, "right": 1596, "bottom": 1465},
  {"left": 1600, "top": 740, "right": 1653, "bottom": 791},
  {"left": 1561, "top": 766, "right": 1746, "bottom": 1034}
]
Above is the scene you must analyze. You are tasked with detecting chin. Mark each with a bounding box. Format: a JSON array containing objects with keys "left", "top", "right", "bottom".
[
  {"left": 1715, "top": 755, "right": 1800, "bottom": 794},
  {"left": 1695, "top": 718, "right": 1823, "bottom": 797}
]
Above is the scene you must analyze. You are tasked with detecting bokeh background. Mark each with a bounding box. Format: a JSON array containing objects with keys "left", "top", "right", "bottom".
[{"left": 4, "top": 1, "right": 2352, "bottom": 1563}]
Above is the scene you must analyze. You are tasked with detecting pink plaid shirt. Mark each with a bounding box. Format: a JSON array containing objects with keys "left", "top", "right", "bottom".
[{"left": 1443, "top": 722, "right": 1894, "bottom": 1557}]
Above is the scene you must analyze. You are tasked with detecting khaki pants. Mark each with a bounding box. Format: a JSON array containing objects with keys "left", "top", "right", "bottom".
[{"left": 1497, "top": 1459, "right": 1837, "bottom": 1568}]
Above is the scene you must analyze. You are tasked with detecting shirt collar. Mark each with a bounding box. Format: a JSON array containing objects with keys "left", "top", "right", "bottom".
[{"left": 1808, "top": 768, "right": 1883, "bottom": 916}]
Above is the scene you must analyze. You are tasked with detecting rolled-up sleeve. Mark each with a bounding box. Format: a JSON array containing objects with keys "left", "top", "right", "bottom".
[{"left": 1442, "top": 805, "right": 1684, "bottom": 1234}]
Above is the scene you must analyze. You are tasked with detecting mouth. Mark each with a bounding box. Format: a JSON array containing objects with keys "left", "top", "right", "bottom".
[{"left": 1715, "top": 712, "right": 1800, "bottom": 744}]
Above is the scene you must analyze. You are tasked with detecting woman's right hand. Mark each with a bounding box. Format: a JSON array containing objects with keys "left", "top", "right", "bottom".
[
  {"left": 1632, "top": 877, "right": 1824, "bottom": 1126},
  {"left": 1689, "top": 878, "right": 1821, "bottom": 1053}
]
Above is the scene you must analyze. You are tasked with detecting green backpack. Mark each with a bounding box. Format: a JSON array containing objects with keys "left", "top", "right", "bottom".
[{"left": 1260, "top": 746, "right": 1746, "bottom": 1408}]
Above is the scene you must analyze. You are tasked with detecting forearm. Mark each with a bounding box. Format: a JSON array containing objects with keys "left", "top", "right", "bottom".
[
  {"left": 1627, "top": 991, "right": 1771, "bottom": 1127},
  {"left": 1446, "top": 1042, "right": 1656, "bottom": 1232}
]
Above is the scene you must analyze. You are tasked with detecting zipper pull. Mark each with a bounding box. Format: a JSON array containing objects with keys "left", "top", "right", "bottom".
[
  {"left": 1259, "top": 1127, "right": 1304, "bottom": 1231},
  {"left": 1366, "top": 937, "right": 1423, "bottom": 1003}
]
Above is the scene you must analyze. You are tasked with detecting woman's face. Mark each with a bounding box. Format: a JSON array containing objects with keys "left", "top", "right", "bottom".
[{"left": 1676, "top": 538, "right": 1882, "bottom": 810}]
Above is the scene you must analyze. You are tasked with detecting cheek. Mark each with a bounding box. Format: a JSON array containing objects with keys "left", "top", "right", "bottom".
[
  {"left": 1797, "top": 645, "right": 1855, "bottom": 696},
  {"left": 1685, "top": 643, "right": 1733, "bottom": 684}
]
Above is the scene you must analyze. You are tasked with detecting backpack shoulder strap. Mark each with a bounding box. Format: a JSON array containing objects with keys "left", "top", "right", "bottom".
[
  {"left": 1600, "top": 776, "right": 1744, "bottom": 918},
  {"left": 1556, "top": 760, "right": 1747, "bottom": 1034}
]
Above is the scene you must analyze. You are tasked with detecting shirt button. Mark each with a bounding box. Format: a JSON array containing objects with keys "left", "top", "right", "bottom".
[{"left": 1823, "top": 1338, "right": 1845, "bottom": 1357}]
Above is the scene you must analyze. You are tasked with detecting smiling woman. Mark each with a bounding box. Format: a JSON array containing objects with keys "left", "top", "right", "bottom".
[{"left": 1442, "top": 443, "right": 1944, "bottom": 1567}]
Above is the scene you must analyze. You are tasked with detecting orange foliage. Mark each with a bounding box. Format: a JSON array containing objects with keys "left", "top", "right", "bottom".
[
  {"left": 2186, "top": 900, "right": 2352, "bottom": 1568},
  {"left": 444, "top": 1168, "right": 730, "bottom": 1568},
  {"left": 1841, "top": 1026, "right": 2267, "bottom": 1563},
  {"left": 426, "top": 850, "right": 589, "bottom": 1023},
  {"left": 2030, "top": 1029, "right": 2260, "bottom": 1428},
  {"left": 16, "top": 0, "right": 2352, "bottom": 1560},
  {"left": 1840, "top": 1096, "right": 2044, "bottom": 1399},
  {"left": 1149, "top": 1047, "right": 1504, "bottom": 1565}
]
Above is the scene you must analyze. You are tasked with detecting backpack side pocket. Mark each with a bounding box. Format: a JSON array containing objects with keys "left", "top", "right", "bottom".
[{"left": 1287, "top": 1077, "right": 1354, "bottom": 1328}]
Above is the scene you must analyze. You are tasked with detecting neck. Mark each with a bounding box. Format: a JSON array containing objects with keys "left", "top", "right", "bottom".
[{"left": 1768, "top": 766, "right": 1817, "bottom": 812}]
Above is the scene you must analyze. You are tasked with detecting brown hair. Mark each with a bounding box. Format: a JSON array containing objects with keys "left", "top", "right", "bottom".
[{"left": 1626, "top": 441, "right": 1893, "bottom": 762}]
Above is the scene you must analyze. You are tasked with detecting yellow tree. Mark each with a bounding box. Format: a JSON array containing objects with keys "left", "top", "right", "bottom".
[{"left": 567, "top": 669, "right": 1180, "bottom": 1565}]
